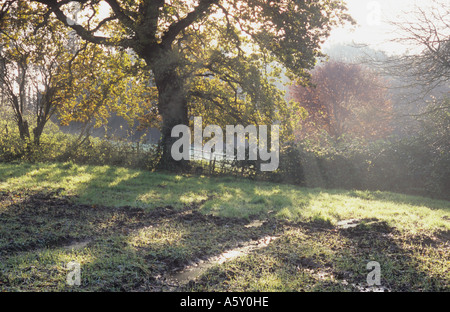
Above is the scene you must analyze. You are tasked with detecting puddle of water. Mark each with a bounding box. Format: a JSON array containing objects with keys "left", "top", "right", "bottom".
[
  {"left": 167, "top": 235, "right": 279, "bottom": 286},
  {"left": 63, "top": 239, "right": 91, "bottom": 251},
  {"left": 341, "top": 280, "right": 390, "bottom": 292},
  {"left": 170, "top": 263, "right": 215, "bottom": 285},
  {"left": 336, "top": 219, "right": 361, "bottom": 229},
  {"left": 245, "top": 220, "right": 264, "bottom": 228},
  {"left": 353, "top": 283, "right": 390, "bottom": 292}
]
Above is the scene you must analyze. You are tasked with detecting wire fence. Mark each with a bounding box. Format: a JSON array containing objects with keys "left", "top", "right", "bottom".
[{"left": 188, "top": 146, "right": 258, "bottom": 176}]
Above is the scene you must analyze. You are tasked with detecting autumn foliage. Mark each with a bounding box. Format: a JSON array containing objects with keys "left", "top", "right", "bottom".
[{"left": 290, "top": 61, "right": 393, "bottom": 142}]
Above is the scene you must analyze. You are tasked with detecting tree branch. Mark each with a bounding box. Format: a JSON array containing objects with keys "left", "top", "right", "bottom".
[
  {"left": 34, "top": 0, "right": 133, "bottom": 48},
  {"left": 104, "top": 0, "right": 135, "bottom": 31},
  {"left": 161, "top": 0, "right": 219, "bottom": 48}
]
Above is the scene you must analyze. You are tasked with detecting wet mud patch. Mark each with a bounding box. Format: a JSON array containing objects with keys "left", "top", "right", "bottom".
[
  {"left": 1, "top": 190, "right": 448, "bottom": 292},
  {"left": 163, "top": 235, "right": 280, "bottom": 290}
]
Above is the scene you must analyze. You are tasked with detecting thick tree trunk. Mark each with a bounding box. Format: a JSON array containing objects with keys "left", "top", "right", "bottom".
[{"left": 149, "top": 49, "right": 190, "bottom": 171}]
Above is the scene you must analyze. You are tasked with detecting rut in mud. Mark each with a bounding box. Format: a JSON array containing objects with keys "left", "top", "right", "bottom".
[
  {"left": 1, "top": 190, "right": 448, "bottom": 292},
  {"left": 165, "top": 233, "right": 280, "bottom": 289}
]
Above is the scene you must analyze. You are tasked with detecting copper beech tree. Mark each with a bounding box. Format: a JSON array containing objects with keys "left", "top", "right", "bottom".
[{"left": 290, "top": 61, "right": 393, "bottom": 143}]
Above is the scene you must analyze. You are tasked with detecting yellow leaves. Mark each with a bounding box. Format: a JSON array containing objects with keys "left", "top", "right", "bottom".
[{"left": 56, "top": 45, "right": 156, "bottom": 131}]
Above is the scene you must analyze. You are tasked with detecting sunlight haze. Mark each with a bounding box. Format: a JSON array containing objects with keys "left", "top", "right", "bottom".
[{"left": 323, "top": 0, "right": 440, "bottom": 55}]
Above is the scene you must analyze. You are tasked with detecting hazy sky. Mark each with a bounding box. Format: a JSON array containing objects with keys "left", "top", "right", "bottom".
[
  {"left": 91, "top": 0, "right": 441, "bottom": 56},
  {"left": 323, "top": 0, "right": 440, "bottom": 55}
]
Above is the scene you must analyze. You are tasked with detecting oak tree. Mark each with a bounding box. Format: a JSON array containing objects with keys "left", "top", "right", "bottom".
[{"left": 33, "top": 0, "right": 354, "bottom": 169}]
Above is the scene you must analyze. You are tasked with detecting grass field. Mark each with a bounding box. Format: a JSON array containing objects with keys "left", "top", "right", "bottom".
[{"left": 0, "top": 162, "right": 448, "bottom": 291}]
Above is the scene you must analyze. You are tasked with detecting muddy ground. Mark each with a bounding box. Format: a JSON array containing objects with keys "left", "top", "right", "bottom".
[{"left": 0, "top": 190, "right": 448, "bottom": 291}]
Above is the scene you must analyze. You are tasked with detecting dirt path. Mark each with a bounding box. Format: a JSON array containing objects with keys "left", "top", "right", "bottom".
[{"left": 164, "top": 232, "right": 280, "bottom": 290}]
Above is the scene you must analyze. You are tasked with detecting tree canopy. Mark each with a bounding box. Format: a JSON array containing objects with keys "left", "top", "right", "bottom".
[
  {"left": 0, "top": 1, "right": 153, "bottom": 145},
  {"left": 18, "top": 0, "right": 354, "bottom": 169},
  {"left": 290, "top": 61, "right": 392, "bottom": 143}
]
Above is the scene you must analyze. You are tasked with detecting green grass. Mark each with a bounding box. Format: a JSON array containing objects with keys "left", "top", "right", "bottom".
[
  {"left": 0, "top": 162, "right": 448, "bottom": 292},
  {"left": 188, "top": 226, "right": 449, "bottom": 292},
  {"left": 1, "top": 162, "right": 448, "bottom": 233}
]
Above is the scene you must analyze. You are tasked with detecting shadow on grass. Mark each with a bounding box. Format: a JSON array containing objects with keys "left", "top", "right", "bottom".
[
  {"left": 0, "top": 162, "right": 448, "bottom": 291},
  {"left": 187, "top": 219, "right": 449, "bottom": 292},
  {"left": 0, "top": 190, "right": 448, "bottom": 291},
  {"left": 0, "top": 162, "right": 303, "bottom": 218},
  {"left": 0, "top": 189, "right": 287, "bottom": 291},
  {"left": 333, "top": 220, "right": 449, "bottom": 291}
]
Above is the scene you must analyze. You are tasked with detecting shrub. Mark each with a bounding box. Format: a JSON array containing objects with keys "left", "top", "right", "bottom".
[{"left": 0, "top": 119, "right": 159, "bottom": 170}]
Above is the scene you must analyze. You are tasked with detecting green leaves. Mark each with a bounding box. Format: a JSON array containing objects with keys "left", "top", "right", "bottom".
[{"left": 33, "top": 0, "right": 353, "bottom": 125}]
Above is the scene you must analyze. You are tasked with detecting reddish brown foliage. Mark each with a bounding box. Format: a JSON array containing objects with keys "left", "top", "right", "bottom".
[{"left": 290, "top": 61, "right": 393, "bottom": 142}]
